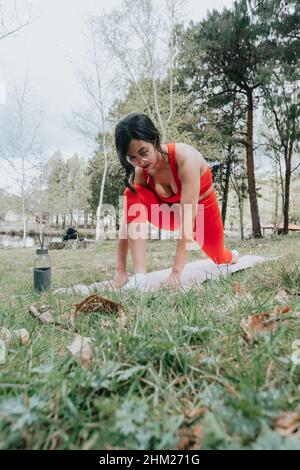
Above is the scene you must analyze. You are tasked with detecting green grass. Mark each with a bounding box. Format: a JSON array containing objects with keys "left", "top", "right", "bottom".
[{"left": 0, "top": 234, "right": 300, "bottom": 450}]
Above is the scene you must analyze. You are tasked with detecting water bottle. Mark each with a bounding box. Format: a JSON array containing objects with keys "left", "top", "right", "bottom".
[{"left": 33, "top": 248, "right": 51, "bottom": 292}]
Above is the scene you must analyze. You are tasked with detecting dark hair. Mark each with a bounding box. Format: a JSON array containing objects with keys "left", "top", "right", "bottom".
[{"left": 115, "top": 112, "right": 168, "bottom": 193}]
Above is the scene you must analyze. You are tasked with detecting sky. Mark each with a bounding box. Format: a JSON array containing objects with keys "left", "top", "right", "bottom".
[{"left": 0, "top": 0, "right": 234, "bottom": 192}]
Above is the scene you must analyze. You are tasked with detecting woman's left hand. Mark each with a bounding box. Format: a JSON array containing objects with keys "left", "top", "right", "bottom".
[{"left": 151, "top": 272, "right": 182, "bottom": 291}]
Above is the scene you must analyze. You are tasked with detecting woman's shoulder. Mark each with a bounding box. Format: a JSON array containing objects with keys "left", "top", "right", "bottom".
[
  {"left": 170, "top": 142, "right": 207, "bottom": 168},
  {"left": 163, "top": 142, "right": 194, "bottom": 157}
]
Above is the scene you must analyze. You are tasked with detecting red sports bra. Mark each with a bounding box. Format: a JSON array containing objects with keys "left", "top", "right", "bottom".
[{"left": 142, "top": 143, "right": 213, "bottom": 202}]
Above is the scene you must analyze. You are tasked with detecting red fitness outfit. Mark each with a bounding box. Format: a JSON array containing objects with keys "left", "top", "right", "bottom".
[{"left": 124, "top": 143, "right": 233, "bottom": 264}]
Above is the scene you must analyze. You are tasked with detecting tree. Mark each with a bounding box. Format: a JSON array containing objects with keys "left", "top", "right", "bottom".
[
  {"left": 176, "top": 0, "right": 279, "bottom": 237},
  {"left": 204, "top": 90, "right": 248, "bottom": 226},
  {"left": 231, "top": 157, "right": 248, "bottom": 240},
  {"left": 69, "top": 16, "right": 120, "bottom": 241},
  {"left": 87, "top": 134, "right": 124, "bottom": 212},
  {"left": 97, "top": 0, "right": 192, "bottom": 142},
  {"left": 256, "top": 0, "right": 300, "bottom": 234},
  {"left": 0, "top": 188, "right": 20, "bottom": 222},
  {"left": 43, "top": 152, "right": 91, "bottom": 229},
  {"left": 65, "top": 154, "right": 90, "bottom": 227},
  {"left": 43, "top": 152, "right": 68, "bottom": 227},
  {"left": 0, "top": 78, "right": 43, "bottom": 246},
  {"left": 0, "top": 0, "right": 33, "bottom": 41},
  {"left": 80, "top": 0, "right": 191, "bottom": 239}
]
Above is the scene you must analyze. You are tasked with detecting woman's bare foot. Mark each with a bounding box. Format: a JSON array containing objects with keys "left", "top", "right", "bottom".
[
  {"left": 231, "top": 249, "right": 239, "bottom": 264},
  {"left": 112, "top": 271, "right": 129, "bottom": 288}
]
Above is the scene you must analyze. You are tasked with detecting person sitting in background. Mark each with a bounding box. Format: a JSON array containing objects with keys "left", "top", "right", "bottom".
[{"left": 63, "top": 227, "right": 78, "bottom": 242}]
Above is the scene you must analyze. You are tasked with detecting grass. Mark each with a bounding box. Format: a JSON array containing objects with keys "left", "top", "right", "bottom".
[{"left": 0, "top": 234, "right": 300, "bottom": 450}]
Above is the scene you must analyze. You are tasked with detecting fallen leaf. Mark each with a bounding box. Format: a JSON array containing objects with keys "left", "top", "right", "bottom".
[
  {"left": 232, "top": 282, "right": 245, "bottom": 295},
  {"left": 275, "top": 289, "right": 290, "bottom": 303},
  {"left": 176, "top": 425, "right": 202, "bottom": 450},
  {"left": 29, "top": 303, "right": 55, "bottom": 324},
  {"left": 273, "top": 408, "right": 300, "bottom": 437},
  {"left": 240, "top": 313, "right": 276, "bottom": 342},
  {"left": 0, "top": 327, "right": 30, "bottom": 345},
  {"left": 292, "top": 340, "right": 300, "bottom": 351},
  {"left": 68, "top": 294, "right": 126, "bottom": 328},
  {"left": 67, "top": 335, "right": 93, "bottom": 368},
  {"left": 185, "top": 407, "right": 206, "bottom": 421},
  {"left": 273, "top": 304, "right": 292, "bottom": 317},
  {"left": 14, "top": 329, "right": 30, "bottom": 345},
  {"left": 0, "top": 327, "right": 13, "bottom": 344},
  {"left": 56, "top": 346, "right": 66, "bottom": 357}
]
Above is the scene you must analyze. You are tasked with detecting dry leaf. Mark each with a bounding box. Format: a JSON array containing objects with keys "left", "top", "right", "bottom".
[
  {"left": 0, "top": 327, "right": 13, "bottom": 344},
  {"left": 69, "top": 294, "right": 126, "bottom": 328},
  {"left": 292, "top": 340, "right": 300, "bottom": 351},
  {"left": 185, "top": 407, "right": 206, "bottom": 421},
  {"left": 0, "top": 340, "right": 6, "bottom": 365},
  {"left": 29, "top": 303, "right": 55, "bottom": 324},
  {"left": 14, "top": 329, "right": 30, "bottom": 345},
  {"left": 273, "top": 304, "right": 292, "bottom": 317},
  {"left": 0, "top": 327, "right": 30, "bottom": 345},
  {"left": 67, "top": 335, "right": 93, "bottom": 368},
  {"left": 240, "top": 313, "right": 276, "bottom": 342},
  {"left": 273, "top": 408, "right": 300, "bottom": 437},
  {"left": 232, "top": 282, "right": 245, "bottom": 295},
  {"left": 275, "top": 289, "right": 290, "bottom": 303},
  {"left": 176, "top": 425, "right": 202, "bottom": 450}
]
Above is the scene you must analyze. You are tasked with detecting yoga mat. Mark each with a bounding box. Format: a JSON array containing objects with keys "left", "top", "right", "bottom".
[{"left": 54, "top": 255, "right": 268, "bottom": 295}]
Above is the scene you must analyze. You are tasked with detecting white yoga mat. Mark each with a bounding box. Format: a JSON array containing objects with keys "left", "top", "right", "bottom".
[{"left": 54, "top": 255, "right": 267, "bottom": 295}]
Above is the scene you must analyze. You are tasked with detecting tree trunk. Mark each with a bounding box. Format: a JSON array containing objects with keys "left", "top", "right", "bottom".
[
  {"left": 22, "top": 197, "right": 27, "bottom": 248},
  {"left": 246, "top": 90, "right": 262, "bottom": 238},
  {"left": 221, "top": 153, "right": 232, "bottom": 226},
  {"left": 96, "top": 148, "right": 108, "bottom": 241},
  {"left": 273, "top": 170, "right": 279, "bottom": 234},
  {"left": 238, "top": 196, "right": 244, "bottom": 240},
  {"left": 84, "top": 211, "right": 88, "bottom": 229},
  {"left": 283, "top": 140, "right": 293, "bottom": 235},
  {"left": 69, "top": 210, "right": 74, "bottom": 226}
]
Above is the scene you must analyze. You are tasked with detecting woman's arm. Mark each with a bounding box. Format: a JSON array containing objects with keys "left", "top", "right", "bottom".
[
  {"left": 117, "top": 217, "right": 129, "bottom": 272},
  {"left": 113, "top": 167, "right": 147, "bottom": 287},
  {"left": 168, "top": 145, "right": 201, "bottom": 283},
  {"left": 112, "top": 217, "right": 129, "bottom": 287},
  {"left": 177, "top": 149, "right": 201, "bottom": 242}
]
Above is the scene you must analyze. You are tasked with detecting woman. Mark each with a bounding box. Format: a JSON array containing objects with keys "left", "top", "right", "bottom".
[{"left": 112, "top": 112, "right": 238, "bottom": 290}]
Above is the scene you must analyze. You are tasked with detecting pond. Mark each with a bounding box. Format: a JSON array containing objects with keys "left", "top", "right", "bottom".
[{"left": 0, "top": 235, "right": 62, "bottom": 248}]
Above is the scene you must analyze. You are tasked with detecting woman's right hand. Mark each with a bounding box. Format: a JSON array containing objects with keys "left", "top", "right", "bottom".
[{"left": 111, "top": 271, "right": 129, "bottom": 288}]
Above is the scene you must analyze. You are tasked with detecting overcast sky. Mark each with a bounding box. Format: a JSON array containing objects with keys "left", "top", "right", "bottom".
[{"left": 0, "top": 0, "right": 233, "bottom": 192}]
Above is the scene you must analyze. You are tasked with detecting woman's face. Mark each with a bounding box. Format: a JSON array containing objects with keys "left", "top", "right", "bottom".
[{"left": 126, "top": 139, "right": 159, "bottom": 169}]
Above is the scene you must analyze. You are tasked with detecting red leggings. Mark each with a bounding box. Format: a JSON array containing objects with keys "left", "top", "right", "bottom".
[{"left": 124, "top": 185, "right": 233, "bottom": 265}]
